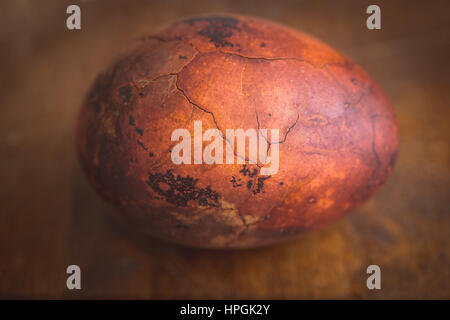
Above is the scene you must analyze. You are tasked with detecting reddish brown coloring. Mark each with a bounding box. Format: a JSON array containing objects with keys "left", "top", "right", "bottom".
[{"left": 76, "top": 15, "right": 398, "bottom": 248}]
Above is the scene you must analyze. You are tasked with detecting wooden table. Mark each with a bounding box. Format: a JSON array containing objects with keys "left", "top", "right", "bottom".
[{"left": 1, "top": 0, "right": 449, "bottom": 299}]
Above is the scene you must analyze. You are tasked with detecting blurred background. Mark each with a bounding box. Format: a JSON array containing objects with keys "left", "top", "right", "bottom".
[{"left": 0, "top": 0, "right": 449, "bottom": 299}]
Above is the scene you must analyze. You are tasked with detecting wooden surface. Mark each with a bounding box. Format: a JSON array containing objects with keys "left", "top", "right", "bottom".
[{"left": 0, "top": 0, "right": 449, "bottom": 299}]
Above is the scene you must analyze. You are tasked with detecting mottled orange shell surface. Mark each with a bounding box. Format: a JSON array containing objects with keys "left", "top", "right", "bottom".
[{"left": 76, "top": 15, "right": 399, "bottom": 248}]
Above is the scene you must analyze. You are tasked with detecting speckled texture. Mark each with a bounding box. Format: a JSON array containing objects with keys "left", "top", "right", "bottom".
[{"left": 76, "top": 14, "right": 398, "bottom": 248}]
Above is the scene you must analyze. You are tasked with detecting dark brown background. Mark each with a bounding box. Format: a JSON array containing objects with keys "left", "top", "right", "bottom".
[{"left": 0, "top": 0, "right": 449, "bottom": 299}]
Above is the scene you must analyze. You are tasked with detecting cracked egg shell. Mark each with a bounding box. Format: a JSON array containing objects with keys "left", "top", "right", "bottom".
[{"left": 76, "top": 14, "right": 398, "bottom": 249}]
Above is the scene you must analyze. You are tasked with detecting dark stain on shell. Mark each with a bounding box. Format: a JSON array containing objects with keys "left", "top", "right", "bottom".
[
  {"left": 253, "top": 176, "right": 271, "bottom": 194},
  {"left": 135, "top": 127, "right": 144, "bottom": 136},
  {"left": 184, "top": 16, "right": 241, "bottom": 48},
  {"left": 147, "top": 169, "right": 221, "bottom": 207},
  {"left": 136, "top": 140, "right": 148, "bottom": 151},
  {"left": 118, "top": 85, "right": 132, "bottom": 103},
  {"left": 240, "top": 164, "right": 258, "bottom": 177},
  {"left": 230, "top": 176, "right": 243, "bottom": 187}
]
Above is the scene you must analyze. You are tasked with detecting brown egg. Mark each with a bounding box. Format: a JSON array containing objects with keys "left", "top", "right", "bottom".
[{"left": 76, "top": 15, "right": 398, "bottom": 248}]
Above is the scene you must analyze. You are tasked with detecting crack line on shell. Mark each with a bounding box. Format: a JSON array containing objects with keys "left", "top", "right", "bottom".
[
  {"left": 232, "top": 208, "right": 266, "bottom": 243},
  {"left": 143, "top": 34, "right": 351, "bottom": 70},
  {"left": 174, "top": 78, "right": 256, "bottom": 165},
  {"left": 129, "top": 45, "right": 365, "bottom": 162},
  {"left": 143, "top": 35, "right": 360, "bottom": 90},
  {"left": 369, "top": 115, "right": 382, "bottom": 185}
]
